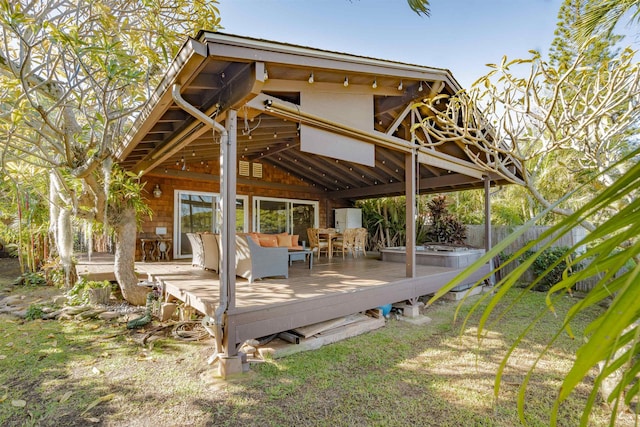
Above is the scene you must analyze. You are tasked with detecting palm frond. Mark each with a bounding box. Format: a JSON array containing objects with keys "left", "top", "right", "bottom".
[{"left": 429, "top": 148, "right": 640, "bottom": 425}]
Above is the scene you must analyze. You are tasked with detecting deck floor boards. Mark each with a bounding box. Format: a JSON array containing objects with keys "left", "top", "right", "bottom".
[
  {"left": 77, "top": 253, "right": 487, "bottom": 344},
  {"left": 78, "top": 253, "right": 457, "bottom": 314}
]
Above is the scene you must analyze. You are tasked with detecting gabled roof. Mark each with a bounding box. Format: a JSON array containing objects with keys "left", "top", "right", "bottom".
[{"left": 117, "top": 32, "right": 519, "bottom": 200}]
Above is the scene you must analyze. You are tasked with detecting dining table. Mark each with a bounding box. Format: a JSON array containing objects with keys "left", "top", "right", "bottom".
[{"left": 318, "top": 229, "right": 342, "bottom": 259}]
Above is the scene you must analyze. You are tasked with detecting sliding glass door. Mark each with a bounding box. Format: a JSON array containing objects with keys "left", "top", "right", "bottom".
[
  {"left": 174, "top": 191, "right": 248, "bottom": 258},
  {"left": 254, "top": 197, "right": 318, "bottom": 246}
]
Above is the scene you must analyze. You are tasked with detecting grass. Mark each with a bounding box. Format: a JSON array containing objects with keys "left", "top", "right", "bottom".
[{"left": 0, "top": 262, "right": 636, "bottom": 426}]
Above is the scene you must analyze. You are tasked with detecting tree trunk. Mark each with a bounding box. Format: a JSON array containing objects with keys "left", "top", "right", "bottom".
[
  {"left": 113, "top": 206, "right": 148, "bottom": 306},
  {"left": 57, "top": 207, "right": 77, "bottom": 288},
  {"left": 49, "top": 172, "right": 77, "bottom": 289}
]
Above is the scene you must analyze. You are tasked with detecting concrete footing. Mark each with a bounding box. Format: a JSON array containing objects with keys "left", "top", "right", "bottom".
[
  {"left": 217, "top": 356, "right": 243, "bottom": 379},
  {"left": 443, "top": 285, "right": 483, "bottom": 301},
  {"left": 392, "top": 303, "right": 420, "bottom": 318}
]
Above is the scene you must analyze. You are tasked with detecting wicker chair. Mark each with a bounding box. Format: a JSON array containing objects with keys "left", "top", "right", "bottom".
[
  {"left": 307, "top": 228, "right": 329, "bottom": 259},
  {"left": 186, "top": 232, "right": 204, "bottom": 268},
  {"left": 200, "top": 232, "right": 220, "bottom": 273},
  {"left": 333, "top": 228, "right": 357, "bottom": 258},
  {"left": 354, "top": 228, "right": 368, "bottom": 257}
]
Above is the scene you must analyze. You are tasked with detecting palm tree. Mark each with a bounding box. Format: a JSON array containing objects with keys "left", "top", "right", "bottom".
[
  {"left": 577, "top": 0, "right": 640, "bottom": 40},
  {"left": 430, "top": 149, "right": 639, "bottom": 425},
  {"left": 406, "top": 0, "right": 430, "bottom": 16}
]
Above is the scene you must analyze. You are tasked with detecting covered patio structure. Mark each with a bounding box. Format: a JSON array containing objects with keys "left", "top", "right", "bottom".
[{"left": 116, "top": 32, "right": 520, "bottom": 376}]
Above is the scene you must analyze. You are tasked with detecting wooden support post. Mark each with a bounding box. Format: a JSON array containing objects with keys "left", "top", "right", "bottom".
[
  {"left": 220, "top": 110, "right": 238, "bottom": 356},
  {"left": 405, "top": 150, "right": 416, "bottom": 278},
  {"left": 484, "top": 176, "right": 495, "bottom": 285}
]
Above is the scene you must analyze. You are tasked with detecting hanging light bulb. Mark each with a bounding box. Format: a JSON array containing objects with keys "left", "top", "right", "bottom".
[
  {"left": 263, "top": 68, "right": 269, "bottom": 80},
  {"left": 398, "top": 80, "right": 403, "bottom": 91},
  {"left": 372, "top": 78, "right": 377, "bottom": 89},
  {"left": 192, "top": 150, "right": 195, "bottom": 157},
  {"left": 418, "top": 81, "right": 423, "bottom": 92},
  {"left": 343, "top": 76, "right": 349, "bottom": 87},
  {"left": 273, "top": 130, "right": 277, "bottom": 138},
  {"left": 248, "top": 132, "right": 252, "bottom": 140},
  {"left": 308, "top": 72, "right": 314, "bottom": 84}
]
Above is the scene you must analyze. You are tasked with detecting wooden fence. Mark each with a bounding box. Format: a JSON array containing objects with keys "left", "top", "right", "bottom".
[{"left": 464, "top": 225, "right": 597, "bottom": 291}]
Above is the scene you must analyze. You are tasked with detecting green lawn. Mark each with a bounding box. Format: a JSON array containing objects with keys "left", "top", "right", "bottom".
[{"left": 0, "top": 276, "right": 633, "bottom": 426}]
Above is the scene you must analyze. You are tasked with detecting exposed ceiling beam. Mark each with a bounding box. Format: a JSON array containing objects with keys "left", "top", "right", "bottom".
[
  {"left": 330, "top": 173, "right": 482, "bottom": 200},
  {"left": 132, "top": 62, "right": 264, "bottom": 174}
]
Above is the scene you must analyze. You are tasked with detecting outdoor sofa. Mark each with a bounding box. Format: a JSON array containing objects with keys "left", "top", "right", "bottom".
[{"left": 187, "top": 232, "right": 300, "bottom": 283}]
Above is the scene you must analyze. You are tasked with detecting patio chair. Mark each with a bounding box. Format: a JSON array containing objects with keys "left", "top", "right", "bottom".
[
  {"left": 333, "top": 227, "right": 357, "bottom": 258},
  {"left": 354, "top": 228, "right": 368, "bottom": 257},
  {"left": 200, "top": 232, "right": 220, "bottom": 273},
  {"left": 236, "top": 234, "right": 288, "bottom": 283},
  {"left": 307, "top": 228, "right": 329, "bottom": 259},
  {"left": 186, "top": 232, "right": 204, "bottom": 268}
]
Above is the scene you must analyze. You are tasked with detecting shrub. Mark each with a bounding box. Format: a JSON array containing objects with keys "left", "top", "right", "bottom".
[
  {"left": 25, "top": 304, "right": 45, "bottom": 320},
  {"left": 519, "top": 245, "right": 579, "bottom": 292},
  {"left": 19, "top": 272, "right": 47, "bottom": 287},
  {"left": 424, "top": 195, "right": 467, "bottom": 244},
  {"left": 67, "top": 279, "right": 113, "bottom": 306}
]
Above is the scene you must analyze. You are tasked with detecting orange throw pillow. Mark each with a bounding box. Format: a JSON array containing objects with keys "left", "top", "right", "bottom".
[
  {"left": 291, "top": 234, "right": 299, "bottom": 247},
  {"left": 259, "top": 236, "right": 278, "bottom": 247},
  {"left": 277, "top": 234, "right": 292, "bottom": 247}
]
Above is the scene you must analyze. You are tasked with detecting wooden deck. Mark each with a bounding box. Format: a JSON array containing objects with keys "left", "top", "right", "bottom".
[{"left": 77, "top": 253, "right": 489, "bottom": 348}]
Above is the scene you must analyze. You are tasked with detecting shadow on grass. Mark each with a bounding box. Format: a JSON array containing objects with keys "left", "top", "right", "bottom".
[
  {"left": 0, "top": 289, "right": 625, "bottom": 427},
  {"left": 184, "top": 292, "right": 619, "bottom": 427}
]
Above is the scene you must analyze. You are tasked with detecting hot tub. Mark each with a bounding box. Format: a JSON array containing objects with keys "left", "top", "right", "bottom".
[{"left": 379, "top": 245, "right": 485, "bottom": 269}]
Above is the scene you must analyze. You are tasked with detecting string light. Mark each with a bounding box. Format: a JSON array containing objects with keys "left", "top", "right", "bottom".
[
  {"left": 372, "top": 78, "right": 377, "bottom": 89},
  {"left": 343, "top": 76, "right": 349, "bottom": 87},
  {"left": 418, "top": 81, "right": 423, "bottom": 92},
  {"left": 398, "top": 80, "right": 403, "bottom": 91},
  {"left": 308, "top": 72, "right": 314, "bottom": 84}
]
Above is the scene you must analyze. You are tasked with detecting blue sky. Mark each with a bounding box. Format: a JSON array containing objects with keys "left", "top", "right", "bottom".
[{"left": 217, "top": 0, "right": 565, "bottom": 88}]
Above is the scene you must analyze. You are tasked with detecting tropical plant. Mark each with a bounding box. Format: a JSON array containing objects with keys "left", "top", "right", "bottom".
[
  {"left": 430, "top": 146, "right": 640, "bottom": 425},
  {"left": 423, "top": 195, "right": 467, "bottom": 245},
  {"left": 518, "top": 245, "right": 581, "bottom": 292},
  {"left": 67, "top": 278, "right": 113, "bottom": 306},
  {"left": 406, "top": 0, "right": 430, "bottom": 16},
  {"left": 358, "top": 197, "right": 407, "bottom": 249},
  {"left": 577, "top": 0, "right": 640, "bottom": 40}
]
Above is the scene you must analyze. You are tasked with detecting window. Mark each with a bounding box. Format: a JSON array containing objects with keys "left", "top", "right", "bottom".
[
  {"left": 174, "top": 190, "right": 248, "bottom": 258},
  {"left": 253, "top": 197, "right": 318, "bottom": 245}
]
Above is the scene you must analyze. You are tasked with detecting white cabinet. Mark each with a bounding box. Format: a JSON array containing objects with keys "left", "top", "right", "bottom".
[{"left": 334, "top": 208, "right": 362, "bottom": 232}]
